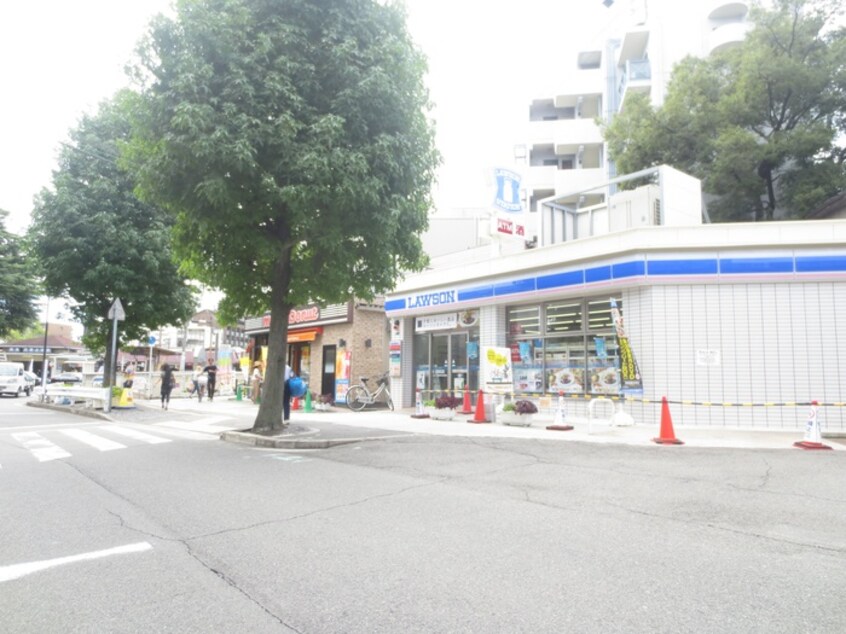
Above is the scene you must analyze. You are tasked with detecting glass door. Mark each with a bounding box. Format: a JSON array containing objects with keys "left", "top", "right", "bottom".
[
  {"left": 431, "top": 333, "right": 469, "bottom": 394},
  {"left": 450, "top": 333, "right": 468, "bottom": 392}
]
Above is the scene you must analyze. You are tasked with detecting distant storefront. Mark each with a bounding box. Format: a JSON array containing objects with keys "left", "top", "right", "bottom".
[
  {"left": 244, "top": 300, "right": 388, "bottom": 403},
  {"left": 0, "top": 333, "right": 87, "bottom": 379}
]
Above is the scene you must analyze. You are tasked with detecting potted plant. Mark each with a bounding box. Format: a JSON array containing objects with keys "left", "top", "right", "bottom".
[
  {"left": 314, "top": 393, "right": 334, "bottom": 411},
  {"left": 428, "top": 394, "right": 462, "bottom": 420},
  {"left": 498, "top": 399, "right": 537, "bottom": 426}
]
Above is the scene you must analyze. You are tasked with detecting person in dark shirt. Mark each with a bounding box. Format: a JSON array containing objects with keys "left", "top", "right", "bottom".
[
  {"left": 160, "top": 363, "right": 175, "bottom": 410},
  {"left": 203, "top": 361, "right": 218, "bottom": 402}
]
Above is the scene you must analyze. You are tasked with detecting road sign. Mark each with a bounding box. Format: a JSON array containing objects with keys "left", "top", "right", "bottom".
[
  {"left": 108, "top": 298, "right": 126, "bottom": 321},
  {"left": 148, "top": 336, "right": 156, "bottom": 346}
]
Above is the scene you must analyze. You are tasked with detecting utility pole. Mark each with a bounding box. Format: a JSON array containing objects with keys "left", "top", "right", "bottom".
[{"left": 40, "top": 297, "right": 50, "bottom": 400}]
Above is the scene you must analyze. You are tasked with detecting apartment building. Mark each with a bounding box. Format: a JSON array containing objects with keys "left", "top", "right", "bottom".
[{"left": 523, "top": 0, "right": 750, "bottom": 240}]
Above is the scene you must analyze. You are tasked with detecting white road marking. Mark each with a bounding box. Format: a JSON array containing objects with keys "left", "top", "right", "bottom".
[
  {"left": 153, "top": 419, "right": 237, "bottom": 435},
  {"left": 4, "top": 422, "right": 99, "bottom": 432},
  {"left": 98, "top": 425, "right": 171, "bottom": 445},
  {"left": 267, "top": 454, "right": 310, "bottom": 462},
  {"left": 12, "top": 432, "right": 71, "bottom": 462},
  {"left": 146, "top": 423, "right": 219, "bottom": 441},
  {"left": 60, "top": 428, "right": 126, "bottom": 451},
  {"left": 0, "top": 542, "right": 153, "bottom": 583}
]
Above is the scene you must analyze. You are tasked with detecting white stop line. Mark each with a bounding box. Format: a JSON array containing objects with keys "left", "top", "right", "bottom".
[{"left": 0, "top": 542, "right": 152, "bottom": 583}]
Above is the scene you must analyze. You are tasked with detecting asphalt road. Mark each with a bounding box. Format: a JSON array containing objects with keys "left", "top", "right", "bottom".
[{"left": 1, "top": 395, "right": 845, "bottom": 633}]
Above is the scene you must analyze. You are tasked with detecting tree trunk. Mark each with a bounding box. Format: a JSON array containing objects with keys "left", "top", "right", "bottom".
[
  {"left": 251, "top": 248, "right": 293, "bottom": 432},
  {"left": 764, "top": 172, "right": 776, "bottom": 220}
]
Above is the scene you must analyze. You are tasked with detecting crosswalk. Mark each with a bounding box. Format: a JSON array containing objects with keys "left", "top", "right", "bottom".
[{"left": 0, "top": 418, "right": 240, "bottom": 468}]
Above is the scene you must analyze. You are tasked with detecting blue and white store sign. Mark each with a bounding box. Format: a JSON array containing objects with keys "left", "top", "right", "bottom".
[
  {"left": 493, "top": 168, "right": 523, "bottom": 213},
  {"left": 385, "top": 251, "right": 846, "bottom": 317},
  {"left": 492, "top": 167, "right": 526, "bottom": 239}
]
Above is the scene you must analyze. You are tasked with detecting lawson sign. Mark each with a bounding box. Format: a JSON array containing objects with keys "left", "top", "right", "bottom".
[{"left": 405, "top": 289, "right": 457, "bottom": 310}]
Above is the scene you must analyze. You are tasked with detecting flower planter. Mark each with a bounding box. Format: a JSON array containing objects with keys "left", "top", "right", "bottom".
[
  {"left": 428, "top": 407, "right": 456, "bottom": 421},
  {"left": 498, "top": 412, "right": 533, "bottom": 427}
]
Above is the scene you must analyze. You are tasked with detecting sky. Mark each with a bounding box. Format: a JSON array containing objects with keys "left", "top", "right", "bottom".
[
  {"left": 0, "top": 1, "right": 616, "bottom": 326},
  {"left": 0, "top": 1, "right": 618, "bottom": 233}
]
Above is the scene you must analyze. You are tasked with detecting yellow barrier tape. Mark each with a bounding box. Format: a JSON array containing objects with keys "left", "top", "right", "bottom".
[{"left": 415, "top": 388, "right": 844, "bottom": 408}]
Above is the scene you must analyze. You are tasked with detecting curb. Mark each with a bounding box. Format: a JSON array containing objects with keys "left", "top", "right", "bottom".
[
  {"left": 220, "top": 429, "right": 366, "bottom": 449},
  {"left": 27, "top": 400, "right": 113, "bottom": 421}
]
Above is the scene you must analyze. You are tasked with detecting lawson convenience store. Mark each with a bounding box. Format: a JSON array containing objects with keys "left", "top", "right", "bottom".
[{"left": 385, "top": 219, "right": 846, "bottom": 430}]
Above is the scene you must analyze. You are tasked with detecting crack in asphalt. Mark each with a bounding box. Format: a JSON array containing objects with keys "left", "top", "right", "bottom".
[
  {"left": 187, "top": 479, "right": 445, "bottom": 541},
  {"left": 602, "top": 500, "right": 846, "bottom": 554},
  {"left": 62, "top": 461, "right": 296, "bottom": 630}
]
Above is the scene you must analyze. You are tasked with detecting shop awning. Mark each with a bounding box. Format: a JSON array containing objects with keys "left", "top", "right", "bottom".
[{"left": 288, "top": 327, "right": 323, "bottom": 343}]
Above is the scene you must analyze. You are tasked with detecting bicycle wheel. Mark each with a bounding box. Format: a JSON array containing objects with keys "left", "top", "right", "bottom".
[
  {"left": 346, "top": 385, "right": 368, "bottom": 411},
  {"left": 385, "top": 391, "right": 394, "bottom": 411}
]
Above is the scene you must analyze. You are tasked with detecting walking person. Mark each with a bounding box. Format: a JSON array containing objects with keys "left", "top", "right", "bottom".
[
  {"left": 203, "top": 360, "right": 218, "bottom": 402},
  {"left": 250, "top": 365, "right": 262, "bottom": 403},
  {"left": 160, "top": 363, "right": 175, "bottom": 410}
]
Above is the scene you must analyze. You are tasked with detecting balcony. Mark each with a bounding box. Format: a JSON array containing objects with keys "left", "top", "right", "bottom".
[
  {"left": 707, "top": 0, "right": 748, "bottom": 20},
  {"left": 617, "top": 27, "right": 649, "bottom": 64},
  {"left": 526, "top": 166, "right": 607, "bottom": 197},
  {"left": 528, "top": 118, "right": 603, "bottom": 151},
  {"left": 708, "top": 21, "right": 750, "bottom": 55},
  {"left": 617, "top": 58, "right": 651, "bottom": 111}
]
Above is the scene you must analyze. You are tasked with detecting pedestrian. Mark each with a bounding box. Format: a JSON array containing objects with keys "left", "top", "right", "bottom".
[
  {"left": 283, "top": 363, "right": 293, "bottom": 423},
  {"left": 203, "top": 359, "right": 218, "bottom": 402},
  {"left": 250, "top": 365, "right": 262, "bottom": 403},
  {"left": 160, "top": 363, "right": 175, "bottom": 410}
]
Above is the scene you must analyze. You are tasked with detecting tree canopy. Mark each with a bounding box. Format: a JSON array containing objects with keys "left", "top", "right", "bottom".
[
  {"left": 128, "top": 0, "right": 439, "bottom": 431},
  {"left": 0, "top": 209, "right": 38, "bottom": 339},
  {"left": 603, "top": 0, "right": 846, "bottom": 221},
  {"left": 28, "top": 92, "right": 196, "bottom": 384}
]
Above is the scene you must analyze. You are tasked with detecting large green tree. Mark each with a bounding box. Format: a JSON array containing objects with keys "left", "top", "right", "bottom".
[
  {"left": 128, "top": 0, "right": 439, "bottom": 431},
  {"left": 0, "top": 210, "right": 38, "bottom": 339},
  {"left": 604, "top": 0, "right": 846, "bottom": 221},
  {"left": 29, "top": 92, "right": 196, "bottom": 385}
]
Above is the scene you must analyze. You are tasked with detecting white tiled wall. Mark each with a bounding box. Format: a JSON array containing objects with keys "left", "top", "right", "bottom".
[{"left": 618, "top": 282, "right": 846, "bottom": 430}]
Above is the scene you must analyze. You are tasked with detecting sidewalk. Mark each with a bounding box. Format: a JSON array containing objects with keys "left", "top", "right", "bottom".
[{"left": 95, "top": 396, "right": 846, "bottom": 451}]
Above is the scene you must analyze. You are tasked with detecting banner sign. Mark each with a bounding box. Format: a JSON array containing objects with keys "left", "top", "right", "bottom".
[{"left": 610, "top": 298, "right": 643, "bottom": 397}]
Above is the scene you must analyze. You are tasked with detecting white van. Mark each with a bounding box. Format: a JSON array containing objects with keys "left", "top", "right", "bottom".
[{"left": 0, "top": 362, "right": 29, "bottom": 397}]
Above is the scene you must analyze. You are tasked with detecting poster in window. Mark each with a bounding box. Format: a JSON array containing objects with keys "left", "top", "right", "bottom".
[
  {"left": 514, "top": 367, "right": 544, "bottom": 393},
  {"left": 482, "top": 346, "right": 512, "bottom": 387}
]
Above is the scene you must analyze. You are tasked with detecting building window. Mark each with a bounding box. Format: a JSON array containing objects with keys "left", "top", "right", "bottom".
[{"left": 507, "top": 297, "right": 621, "bottom": 395}]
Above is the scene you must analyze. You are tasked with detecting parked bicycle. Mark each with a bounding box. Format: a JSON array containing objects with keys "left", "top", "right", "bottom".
[{"left": 346, "top": 372, "right": 394, "bottom": 411}]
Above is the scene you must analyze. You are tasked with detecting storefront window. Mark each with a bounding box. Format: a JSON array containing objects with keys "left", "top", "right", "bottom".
[
  {"left": 546, "top": 301, "right": 582, "bottom": 333},
  {"left": 507, "top": 306, "right": 540, "bottom": 337},
  {"left": 507, "top": 297, "right": 622, "bottom": 396},
  {"left": 586, "top": 298, "right": 615, "bottom": 330}
]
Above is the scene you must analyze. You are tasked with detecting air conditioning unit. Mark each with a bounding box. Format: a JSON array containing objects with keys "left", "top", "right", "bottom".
[{"left": 608, "top": 184, "right": 660, "bottom": 232}]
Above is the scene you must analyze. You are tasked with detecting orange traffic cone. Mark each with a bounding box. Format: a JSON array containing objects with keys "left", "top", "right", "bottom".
[
  {"left": 653, "top": 396, "right": 683, "bottom": 445},
  {"left": 459, "top": 384, "right": 473, "bottom": 415},
  {"left": 794, "top": 401, "right": 832, "bottom": 450},
  {"left": 292, "top": 397, "right": 300, "bottom": 411},
  {"left": 469, "top": 389, "right": 490, "bottom": 424}
]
